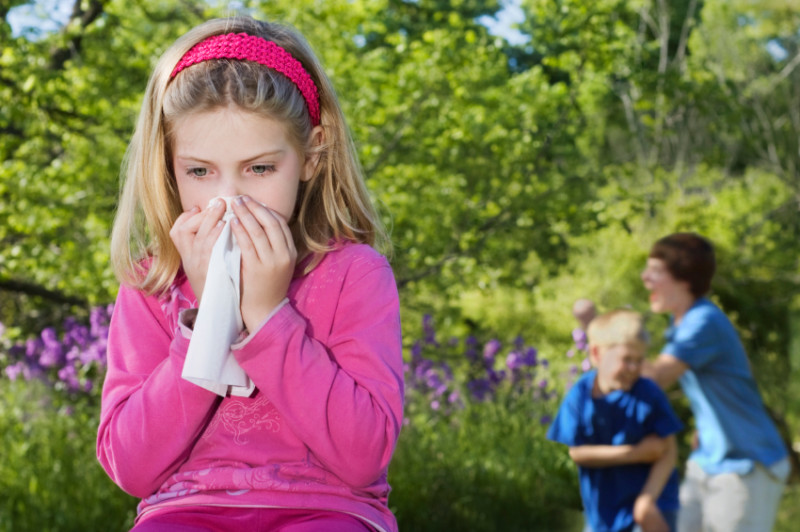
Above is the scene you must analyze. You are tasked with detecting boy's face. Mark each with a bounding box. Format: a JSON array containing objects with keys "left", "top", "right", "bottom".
[
  {"left": 591, "top": 343, "right": 644, "bottom": 394},
  {"left": 641, "top": 257, "right": 691, "bottom": 313}
]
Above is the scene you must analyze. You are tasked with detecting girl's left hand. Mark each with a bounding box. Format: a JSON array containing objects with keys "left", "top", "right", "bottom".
[{"left": 230, "top": 196, "right": 297, "bottom": 332}]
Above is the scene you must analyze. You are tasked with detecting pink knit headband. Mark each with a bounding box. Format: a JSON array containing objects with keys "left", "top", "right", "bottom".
[{"left": 170, "top": 32, "right": 321, "bottom": 126}]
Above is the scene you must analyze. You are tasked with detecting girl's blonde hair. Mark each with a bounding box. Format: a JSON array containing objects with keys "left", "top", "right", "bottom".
[{"left": 111, "top": 16, "right": 388, "bottom": 294}]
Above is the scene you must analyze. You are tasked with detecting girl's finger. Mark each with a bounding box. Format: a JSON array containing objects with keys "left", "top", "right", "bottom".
[
  {"left": 231, "top": 197, "right": 277, "bottom": 259},
  {"left": 241, "top": 197, "right": 294, "bottom": 252},
  {"left": 230, "top": 215, "right": 259, "bottom": 258},
  {"left": 194, "top": 199, "right": 227, "bottom": 241},
  {"left": 169, "top": 207, "right": 202, "bottom": 247}
]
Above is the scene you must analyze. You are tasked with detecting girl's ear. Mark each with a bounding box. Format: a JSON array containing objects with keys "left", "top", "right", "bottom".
[{"left": 301, "top": 125, "right": 325, "bottom": 182}]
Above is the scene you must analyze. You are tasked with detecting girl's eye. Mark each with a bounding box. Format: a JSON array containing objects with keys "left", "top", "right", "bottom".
[
  {"left": 251, "top": 164, "right": 275, "bottom": 175},
  {"left": 189, "top": 167, "right": 208, "bottom": 177}
]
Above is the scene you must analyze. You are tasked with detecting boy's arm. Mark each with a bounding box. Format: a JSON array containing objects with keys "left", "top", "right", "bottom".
[
  {"left": 633, "top": 435, "right": 678, "bottom": 532},
  {"left": 568, "top": 434, "right": 666, "bottom": 467},
  {"left": 641, "top": 355, "right": 688, "bottom": 390}
]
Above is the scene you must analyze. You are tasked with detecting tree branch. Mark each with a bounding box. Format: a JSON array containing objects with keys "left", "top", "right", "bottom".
[
  {"left": 49, "top": 0, "right": 105, "bottom": 71},
  {"left": 0, "top": 278, "right": 87, "bottom": 306},
  {"left": 675, "top": 0, "right": 698, "bottom": 69}
]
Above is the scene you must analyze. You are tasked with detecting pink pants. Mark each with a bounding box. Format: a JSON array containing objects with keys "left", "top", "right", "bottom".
[{"left": 131, "top": 506, "right": 375, "bottom": 532}]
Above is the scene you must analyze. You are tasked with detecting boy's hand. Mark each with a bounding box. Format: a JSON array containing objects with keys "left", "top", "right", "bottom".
[
  {"left": 633, "top": 494, "right": 669, "bottom": 532},
  {"left": 633, "top": 434, "right": 667, "bottom": 462}
]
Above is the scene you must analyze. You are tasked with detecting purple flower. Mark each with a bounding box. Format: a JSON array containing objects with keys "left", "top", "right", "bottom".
[
  {"left": 0, "top": 303, "right": 115, "bottom": 397},
  {"left": 448, "top": 390, "right": 461, "bottom": 404},
  {"left": 26, "top": 338, "right": 43, "bottom": 358},
  {"left": 581, "top": 358, "right": 592, "bottom": 372},
  {"left": 422, "top": 314, "right": 439, "bottom": 346},
  {"left": 468, "top": 378, "right": 492, "bottom": 401},
  {"left": 506, "top": 351, "right": 523, "bottom": 370},
  {"left": 488, "top": 368, "right": 506, "bottom": 384},
  {"left": 522, "top": 347, "right": 537, "bottom": 366},
  {"left": 38, "top": 346, "right": 63, "bottom": 368},
  {"left": 566, "top": 348, "right": 575, "bottom": 358},
  {"left": 540, "top": 414, "right": 552, "bottom": 425},
  {"left": 5, "top": 361, "right": 26, "bottom": 381},
  {"left": 411, "top": 340, "right": 422, "bottom": 360},
  {"left": 90, "top": 307, "right": 108, "bottom": 337},
  {"left": 572, "top": 328, "right": 588, "bottom": 351},
  {"left": 514, "top": 335, "right": 524, "bottom": 350},
  {"left": 414, "top": 359, "right": 433, "bottom": 381},
  {"left": 483, "top": 339, "right": 501, "bottom": 360},
  {"left": 424, "top": 368, "right": 443, "bottom": 390},
  {"left": 41, "top": 327, "right": 60, "bottom": 349},
  {"left": 58, "top": 364, "right": 84, "bottom": 391}
]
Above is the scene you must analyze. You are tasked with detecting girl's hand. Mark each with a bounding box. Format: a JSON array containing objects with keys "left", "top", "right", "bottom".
[
  {"left": 169, "top": 200, "right": 226, "bottom": 303},
  {"left": 230, "top": 196, "right": 297, "bottom": 331}
]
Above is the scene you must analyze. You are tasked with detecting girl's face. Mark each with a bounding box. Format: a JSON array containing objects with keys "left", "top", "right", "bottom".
[
  {"left": 641, "top": 257, "right": 691, "bottom": 313},
  {"left": 171, "top": 107, "right": 314, "bottom": 219}
]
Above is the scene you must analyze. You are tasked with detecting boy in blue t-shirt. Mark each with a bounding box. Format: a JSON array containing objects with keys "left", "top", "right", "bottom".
[{"left": 548, "top": 309, "right": 681, "bottom": 532}]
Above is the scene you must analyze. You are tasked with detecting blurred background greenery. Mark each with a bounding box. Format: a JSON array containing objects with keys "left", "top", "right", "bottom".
[{"left": 2, "top": 0, "right": 800, "bottom": 530}]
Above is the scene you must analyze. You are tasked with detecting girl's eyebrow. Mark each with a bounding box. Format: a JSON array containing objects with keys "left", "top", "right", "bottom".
[{"left": 175, "top": 150, "right": 286, "bottom": 165}]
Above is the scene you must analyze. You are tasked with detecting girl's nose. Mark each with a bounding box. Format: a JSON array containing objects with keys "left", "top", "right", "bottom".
[{"left": 218, "top": 179, "right": 240, "bottom": 199}]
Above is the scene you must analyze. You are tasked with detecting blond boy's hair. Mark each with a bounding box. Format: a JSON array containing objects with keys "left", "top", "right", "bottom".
[
  {"left": 111, "top": 16, "right": 389, "bottom": 294},
  {"left": 586, "top": 309, "right": 649, "bottom": 350}
]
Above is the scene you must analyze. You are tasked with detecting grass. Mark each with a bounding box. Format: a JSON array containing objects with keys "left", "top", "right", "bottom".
[
  {"left": 0, "top": 380, "right": 136, "bottom": 532},
  {"left": 1, "top": 376, "right": 798, "bottom": 531}
]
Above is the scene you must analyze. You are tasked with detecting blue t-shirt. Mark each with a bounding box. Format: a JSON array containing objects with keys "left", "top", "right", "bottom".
[
  {"left": 547, "top": 371, "right": 681, "bottom": 532},
  {"left": 663, "top": 297, "right": 787, "bottom": 475}
]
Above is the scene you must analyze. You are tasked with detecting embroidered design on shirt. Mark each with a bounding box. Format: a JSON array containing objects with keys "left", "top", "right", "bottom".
[
  {"left": 205, "top": 394, "right": 282, "bottom": 445},
  {"left": 159, "top": 281, "right": 196, "bottom": 333}
]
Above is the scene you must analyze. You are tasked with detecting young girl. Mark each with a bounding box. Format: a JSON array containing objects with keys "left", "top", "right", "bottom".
[{"left": 97, "top": 16, "right": 404, "bottom": 532}]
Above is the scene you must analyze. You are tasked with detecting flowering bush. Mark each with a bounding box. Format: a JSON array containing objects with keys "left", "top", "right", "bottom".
[
  {"left": 0, "top": 306, "right": 594, "bottom": 416},
  {"left": 0, "top": 304, "right": 113, "bottom": 398},
  {"left": 403, "top": 313, "right": 591, "bottom": 426},
  {"left": 0, "top": 306, "right": 592, "bottom": 531}
]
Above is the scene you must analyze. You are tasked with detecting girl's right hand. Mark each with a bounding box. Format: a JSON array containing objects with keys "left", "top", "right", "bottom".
[{"left": 169, "top": 200, "right": 227, "bottom": 303}]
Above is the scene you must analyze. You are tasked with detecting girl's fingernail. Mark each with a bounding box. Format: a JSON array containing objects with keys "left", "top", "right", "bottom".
[
  {"left": 235, "top": 196, "right": 245, "bottom": 205},
  {"left": 232, "top": 216, "right": 240, "bottom": 225}
]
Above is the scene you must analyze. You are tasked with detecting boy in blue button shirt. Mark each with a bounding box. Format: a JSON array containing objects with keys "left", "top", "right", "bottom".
[{"left": 548, "top": 309, "right": 681, "bottom": 532}]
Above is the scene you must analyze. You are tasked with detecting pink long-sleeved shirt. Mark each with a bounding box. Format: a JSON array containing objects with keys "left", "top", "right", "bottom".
[{"left": 97, "top": 242, "right": 404, "bottom": 532}]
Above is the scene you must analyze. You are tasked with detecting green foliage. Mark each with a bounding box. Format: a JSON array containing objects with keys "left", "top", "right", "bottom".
[
  {"left": 3, "top": 0, "right": 800, "bottom": 525},
  {"left": 391, "top": 401, "right": 581, "bottom": 531},
  {"left": 0, "top": 380, "right": 136, "bottom": 532}
]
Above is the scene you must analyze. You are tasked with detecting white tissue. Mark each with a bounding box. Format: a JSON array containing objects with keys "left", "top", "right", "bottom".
[{"left": 182, "top": 196, "right": 255, "bottom": 397}]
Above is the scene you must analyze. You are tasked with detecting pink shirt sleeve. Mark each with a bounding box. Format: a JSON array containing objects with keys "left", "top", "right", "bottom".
[
  {"left": 232, "top": 260, "right": 404, "bottom": 488},
  {"left": 96, "top": 283, "right": 220, "bottom": 498}
]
